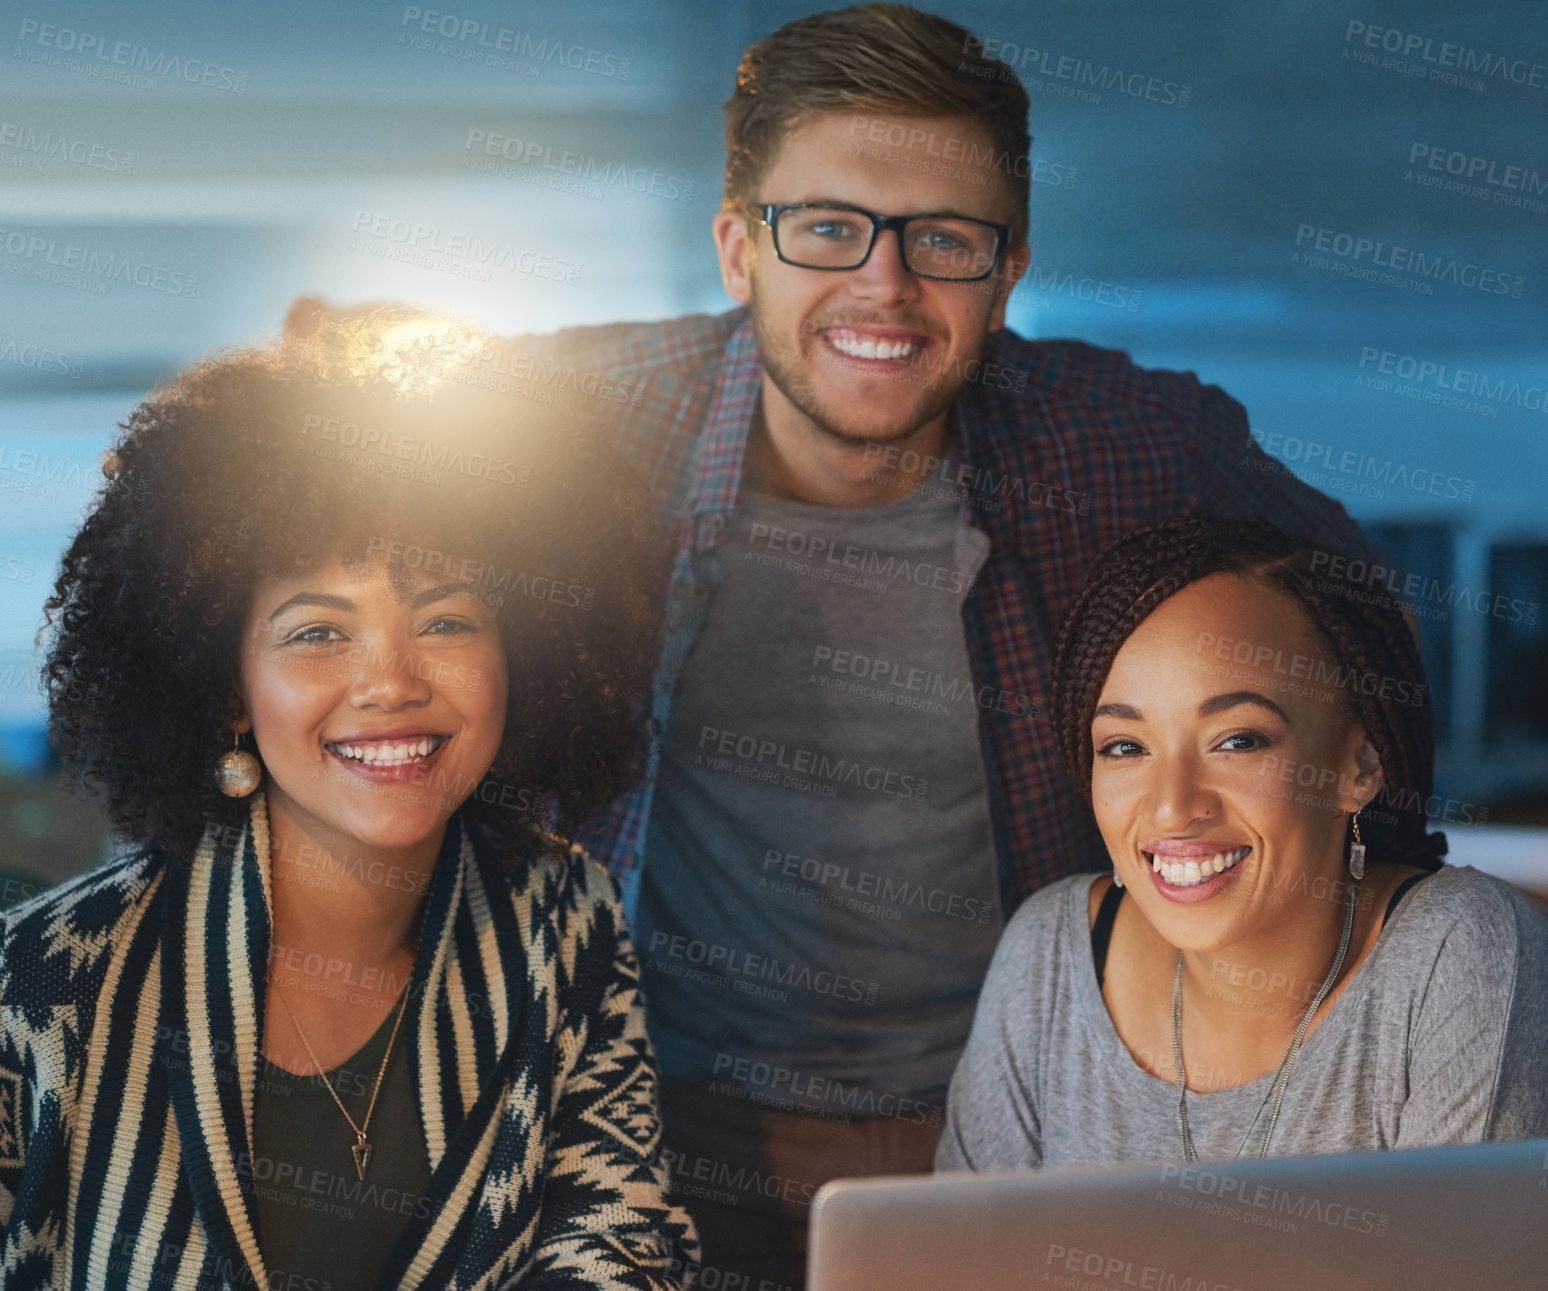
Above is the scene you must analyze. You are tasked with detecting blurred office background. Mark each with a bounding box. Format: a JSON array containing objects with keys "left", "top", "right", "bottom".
[{"left": 2, "top": 0, "right": 1545, "bottom": 900}]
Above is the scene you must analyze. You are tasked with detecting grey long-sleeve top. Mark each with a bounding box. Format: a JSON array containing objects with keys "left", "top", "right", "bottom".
[{"left": 938, "top": 866, "right": 1548, "bottom": 1170}]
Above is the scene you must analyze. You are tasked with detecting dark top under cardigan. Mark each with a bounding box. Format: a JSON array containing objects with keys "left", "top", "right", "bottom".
[{"left": 0, "top": 791, "right": 698, "bottom": 1289}]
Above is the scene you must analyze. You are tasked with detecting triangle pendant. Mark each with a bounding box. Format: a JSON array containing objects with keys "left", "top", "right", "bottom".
[{"left": 352, "top": 1139, "right": 372, "bottom": 1181}]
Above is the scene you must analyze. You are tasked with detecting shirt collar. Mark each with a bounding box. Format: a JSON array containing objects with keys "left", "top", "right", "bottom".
[{"left": 686, "top": 312, "right": 762, "bottom": 517}]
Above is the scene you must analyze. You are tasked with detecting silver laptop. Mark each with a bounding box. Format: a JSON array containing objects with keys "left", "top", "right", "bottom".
[{"left": 809, "top": 1139, "right": 1548, "bottom": 1291}]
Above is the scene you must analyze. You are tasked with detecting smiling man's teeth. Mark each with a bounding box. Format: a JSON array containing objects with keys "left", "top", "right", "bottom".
[
  {"left": 1149, "top": 846, "right": 1251, "bottom": 888},
  {"left": 329, "top": 737, "right": 440, "bottom": 766},
  {"left": 827, "top": 331, "right": 917, "bottom": 360}
]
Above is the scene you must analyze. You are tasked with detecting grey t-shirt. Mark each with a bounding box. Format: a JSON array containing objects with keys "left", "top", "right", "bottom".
[
  {"left": 635, "top": 476, "right": 1003, "bottom": 1107},
  {"left": 937, "top": 866, "right": 1548, "bottom": 1170}
]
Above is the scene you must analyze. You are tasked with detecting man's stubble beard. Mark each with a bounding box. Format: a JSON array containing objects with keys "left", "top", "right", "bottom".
[{"left": 749, "top": 295, "right": 967, "bottom": 449}]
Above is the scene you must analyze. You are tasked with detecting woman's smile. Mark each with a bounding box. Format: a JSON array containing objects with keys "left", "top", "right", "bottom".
[
  {"left": 323, "top": 730, "right": 453, "bottom": 780},
  {"left": 1144, "top": 842, "right": 1253, "bottom": 900}
]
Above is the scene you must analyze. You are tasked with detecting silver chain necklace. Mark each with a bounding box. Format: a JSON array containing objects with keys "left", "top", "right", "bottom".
[{"left": 1172, "top": 880, "right": 1359, "bottom": 1162}]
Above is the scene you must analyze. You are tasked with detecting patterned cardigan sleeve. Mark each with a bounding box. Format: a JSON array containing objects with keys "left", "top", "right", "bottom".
[
  {"left": 519, "top": 859, "right": 699, "bottom": 1290},
  {"left": 0, "top": 900, "right": 72, "bottom": 1257}
]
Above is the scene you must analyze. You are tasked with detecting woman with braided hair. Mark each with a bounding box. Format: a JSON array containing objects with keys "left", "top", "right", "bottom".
[{"left": 937, "top": 513, "right": 1548, "bottom": 1169}]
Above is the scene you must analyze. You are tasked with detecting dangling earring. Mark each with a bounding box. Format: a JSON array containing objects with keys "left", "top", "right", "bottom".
[
  {"left": 1113, "top": 868, "right": 1125, "bottom": 889},
  {"left": 1347, "top": 811, "right": 1365, "bottom": 881},
  {"left": 216, "top": 729, "right": 262, "bottom": 798}
]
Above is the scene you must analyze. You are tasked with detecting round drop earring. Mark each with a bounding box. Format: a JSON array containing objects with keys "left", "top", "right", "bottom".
[{"left": 215, "top": 730, "right": 263, "bottom": 798}]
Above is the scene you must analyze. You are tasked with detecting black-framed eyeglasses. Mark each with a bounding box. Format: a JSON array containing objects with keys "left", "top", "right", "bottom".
[{"left": 755, "top": 203, "right": 1012, "bottom": 282}]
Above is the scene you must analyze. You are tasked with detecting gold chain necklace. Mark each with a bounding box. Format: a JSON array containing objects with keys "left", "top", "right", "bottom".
[{"left": 274, "top": 983, "right": 411, "bottom": 1180}]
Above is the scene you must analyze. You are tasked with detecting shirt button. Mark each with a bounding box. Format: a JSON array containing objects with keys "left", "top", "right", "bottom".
[
  {"left": 689, "top": 583, "right": 709, "bottom": 600},
  {"left": 707, "top": 514, "right": 726, "bottom": 531}
]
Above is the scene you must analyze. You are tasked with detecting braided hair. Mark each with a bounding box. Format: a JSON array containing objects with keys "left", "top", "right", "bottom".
[{"left": 1050, "top": 513, "right": 1447, "bottom": 872}]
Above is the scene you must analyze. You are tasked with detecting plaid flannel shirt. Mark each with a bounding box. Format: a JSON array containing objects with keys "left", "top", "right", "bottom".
[{"left": 507, "top": 307, "right": 1370, "bottom": 918}]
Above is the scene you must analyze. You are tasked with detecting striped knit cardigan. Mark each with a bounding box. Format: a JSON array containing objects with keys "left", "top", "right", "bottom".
[{"left": 0, "top": 792, "right": 698, "bottom": 1288}]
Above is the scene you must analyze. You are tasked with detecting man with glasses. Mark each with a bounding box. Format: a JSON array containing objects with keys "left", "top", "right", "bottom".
[
  {"left": 583, "top": 0, "right": 1364, "bottom": 1271},
  {"left": 293, "top": 6, "right": 1371, "bottom": 1286},
  {"left": 574, "top": 8, "right": 1371, "bottom": 1288}
]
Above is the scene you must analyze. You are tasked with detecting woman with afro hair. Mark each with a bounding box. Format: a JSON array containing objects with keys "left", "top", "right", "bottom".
[
  {"left": 939, "top": 513, "right": 1548, "bottom": 1171},
  {"left": 0, "top": 310, "right": 698, "bottom": 1289}
]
